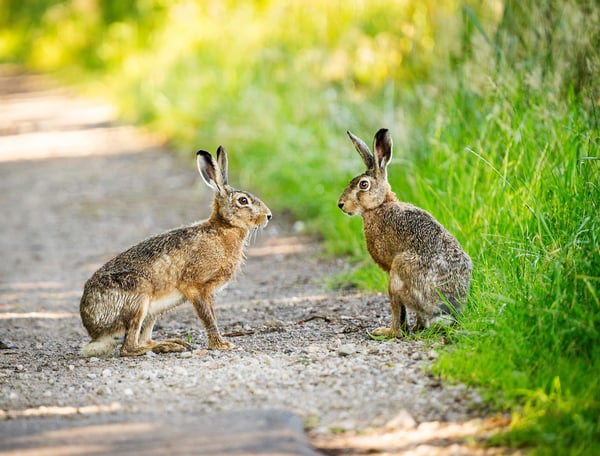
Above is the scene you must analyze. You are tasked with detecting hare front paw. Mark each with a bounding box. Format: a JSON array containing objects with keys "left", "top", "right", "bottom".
[
  {"left": 370, "top": 327, "right": 402, "bottom": 339},
  {"left": 208, "top": 336, "right": 235, "bottom": 350}
]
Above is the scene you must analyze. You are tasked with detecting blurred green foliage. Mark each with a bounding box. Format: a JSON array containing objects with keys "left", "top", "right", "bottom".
[{"left": 1, "top": 1, "right": 599, "bottom": 453}]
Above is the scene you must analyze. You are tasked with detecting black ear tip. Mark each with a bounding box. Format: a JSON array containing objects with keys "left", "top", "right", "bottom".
[
  {"left": 374, "top": 128, "right": 392, "bottom": 146},
  {"left": 197, "top": 150, "right": 211, "bottom": 157}
]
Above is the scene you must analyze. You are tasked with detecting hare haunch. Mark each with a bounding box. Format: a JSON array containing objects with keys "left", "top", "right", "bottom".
[
  {"left": 338, "top": 129, "right": 472, "bottom": 336},
  {"left": 80, "top": 147, "right": 271, "bottom": 357}
]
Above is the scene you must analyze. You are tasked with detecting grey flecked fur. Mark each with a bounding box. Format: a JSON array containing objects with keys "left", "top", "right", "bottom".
[{"left": 338, "top": 129, "right": 472, "bottom": 335}]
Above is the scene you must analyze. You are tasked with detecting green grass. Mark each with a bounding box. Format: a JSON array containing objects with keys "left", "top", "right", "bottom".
[
  {"left": 1, "top": 1, "right": 599, "bottom": 453},
  {"left": 430, "top": 84, "right": 600, "bottom": 454}
]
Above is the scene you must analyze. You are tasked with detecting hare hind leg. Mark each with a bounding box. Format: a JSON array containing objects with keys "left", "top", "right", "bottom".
[
  {"left": 119, "top": 295, "right": 158, "bottom": 357},
  {"left": 426, "top": 292, "right": 461, "bottom": 329},
  {"left": 128, "top": 308, "right": 192, "bottom": 356},
  {"left": 141, "top": 314, "right": 192, "bottom": 352},
  {"left": 143, "top": 293, "right": 193, "bottom": 353}
]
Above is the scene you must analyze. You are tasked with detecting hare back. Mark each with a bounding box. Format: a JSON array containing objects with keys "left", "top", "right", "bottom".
[
  {"left": 362, "top": 201, "right": 468, "bottom": 272},
  {"left": 80, "top": 221, "right": 248, "bottom": 338},
  {"left": 90, "top": 221, "right": 247, "bottom": 291}
]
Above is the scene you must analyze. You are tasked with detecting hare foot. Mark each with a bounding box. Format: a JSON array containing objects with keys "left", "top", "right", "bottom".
[
  {"left": 371, "top": 327, "right": 402, "bottom": 339},
  {"left": 208, "top": 336, "right": 235, "bottom": 350},
  {"left": 165, "top": 338, "right": 194, "bottom": 349},
  {"left": 120, "top": 339, "right": 192, "bottom": 356},
  {"left": 151, "top": 340, "right": 190, "bottom": 354},
  {"left": 120, "top": 344, "right": 154, "bottom": 357}
]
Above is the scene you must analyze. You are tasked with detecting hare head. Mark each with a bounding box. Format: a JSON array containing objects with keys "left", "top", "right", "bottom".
[
  {"left": 197, "top": 146, "right": 271, "bottom": 230},
  {"left": 338, "top": 128, "right": 394, "bottom": 216}
]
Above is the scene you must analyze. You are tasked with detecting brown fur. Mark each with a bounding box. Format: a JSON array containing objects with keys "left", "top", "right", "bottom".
[
  {"left": 80, "top": 147, "right": 271, "bottom": 357},
  {"left": 338, "top": 129, "right": 472, "bottom": 336}
]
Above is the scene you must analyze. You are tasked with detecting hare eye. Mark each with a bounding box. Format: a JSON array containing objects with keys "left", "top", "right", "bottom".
[
  {"left": 358, "top": 179, "right": 370, "bottom": 190},
  {"left": 238, "top": 196, "right": 249, "bottom": 205}
]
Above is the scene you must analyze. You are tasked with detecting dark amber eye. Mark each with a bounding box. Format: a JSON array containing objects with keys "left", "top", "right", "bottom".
[
  {"left": 238, "top": 196, "right": 249, "bottom": 205},
  {"left": 358, "top": 179, "right": 370, "bottom": 190}
]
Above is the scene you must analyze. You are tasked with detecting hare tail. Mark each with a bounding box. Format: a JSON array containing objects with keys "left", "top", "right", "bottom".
[{"left": 82, "top": 335, "right": 117, "bottom": 357}]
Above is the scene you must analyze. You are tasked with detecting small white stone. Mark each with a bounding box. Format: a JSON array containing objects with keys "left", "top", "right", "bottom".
[
  {"left": 336, "top": 420, "right": 358, "bottom": 432},
  {"left": 179, "top": 351, "right": 192, "bottom": 358},
  {"left": 101, "top": 369, "right": 112, "bottom": 377},
  {"left": 144, "top": 371, "right": 158, "bottom": 380},
  {"left": 68, "top": 365, "right": 75, "bottom": 371},
  {"left": 293, "top": 221, "right": 305, "bottom": 233},
  {"left": 173, "top": 366, "right": 187, "bottom": 376},
  {"left": 264, "top": 319, "right": 285, "bottom": 328},
  {"left": 123, "top": 388, "right": 133, "bottom": 396},
  {"left": 204, "top": 395, "right": 219, "bottom": 404},
  {"left": 96, "top": 385, "right": 111, "bottom": 396},
  {"left": 385, "top": 409, "right": 417, "bottom": 430},
  {"left": 305, "top": 345, "right": 322, "bottom": 354},
  {"left": 338, "top": 344, "right": 357, "bottom": 357}
]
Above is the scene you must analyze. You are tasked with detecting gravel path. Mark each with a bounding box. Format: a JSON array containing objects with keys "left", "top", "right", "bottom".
[{"left": 0, "top": 68, "right": 508, "bottom": 454}]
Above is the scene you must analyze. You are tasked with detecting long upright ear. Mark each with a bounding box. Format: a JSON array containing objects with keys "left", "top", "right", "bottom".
[
  {"left": 347, "top": 130, "right": 374, "bottom": 170},
  {"left": 197, "top": 150, "right": 224, "bottom": 192},
  {"left": 373, "top": 128, "right": 392, "bottom": 178},
  {"left": 216, "top": 145, "right": 228, "bottom": 185}
]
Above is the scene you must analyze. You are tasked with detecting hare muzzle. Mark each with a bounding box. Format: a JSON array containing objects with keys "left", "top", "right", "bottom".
[
  {"left": 337, "top": 190, "right": 360, "bottom": 216},
  {"left": 256, "top": 204, "right": 272, "bottom": 228}
]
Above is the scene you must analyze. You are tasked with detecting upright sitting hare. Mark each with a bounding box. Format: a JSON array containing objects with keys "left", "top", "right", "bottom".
[
  {"left": 80, "top": 146, "right": 271, "bottom": 357},
  {"left": 338, "top": 129, "right": 472, "bottom": 336}
]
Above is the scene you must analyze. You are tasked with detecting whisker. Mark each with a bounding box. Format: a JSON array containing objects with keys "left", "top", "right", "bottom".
[
  {"left": 247, "top": 227, "right": 258, "bottom": 245},
  {"left": 255, "top": 227, "right": 262, "bottom": 244}
]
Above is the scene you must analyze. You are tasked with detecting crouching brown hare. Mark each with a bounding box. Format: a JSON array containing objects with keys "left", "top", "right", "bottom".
[
  {"left": 338, "top": 129, "right": 472, "bottom": 336},
  {"left": 80, "top": 146, "right": 271, "bottom": 357}
]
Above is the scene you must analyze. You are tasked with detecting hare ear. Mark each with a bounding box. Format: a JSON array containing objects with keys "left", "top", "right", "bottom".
[
  {"left": 373, "top": 128, "right": 392, "bottom": 178},
  {"left": 197, "top": 150, "right": 224, "bottom": 192},
  {"left": 216, "top": 145, "right": 228, "bottom": 185},
  {"left": 347, "top": 130, "right": 374, "bottom": 170}
]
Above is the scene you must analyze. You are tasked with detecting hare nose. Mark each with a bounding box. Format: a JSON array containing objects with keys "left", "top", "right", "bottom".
[
  {"left": 338, "top": 202, "right": 344, "bottom": 209},
  {"left": 267, "top": 213, "right": 272, "bottom": 221}
]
